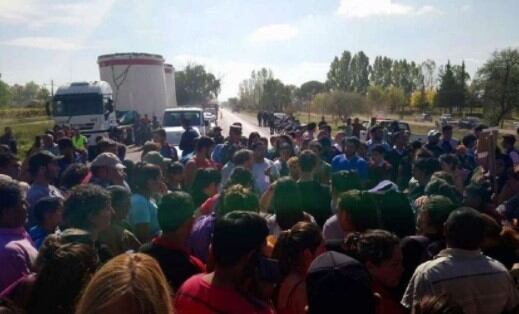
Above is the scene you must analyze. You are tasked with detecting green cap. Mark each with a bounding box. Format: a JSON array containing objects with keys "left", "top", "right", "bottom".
[
  {"left": 142, "top": 151, "right": 172, "bottom": 166},
  {"left": 158, "top": 191, "right": 195, "bottom": 232}
]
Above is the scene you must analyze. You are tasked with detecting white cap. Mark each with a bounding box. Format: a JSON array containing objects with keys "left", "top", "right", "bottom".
[{"left": 91, "top": 152, "right": 125, "bottom": 169}]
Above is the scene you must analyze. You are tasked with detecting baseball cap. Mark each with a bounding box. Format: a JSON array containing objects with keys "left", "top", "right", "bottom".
[
  {"left": 158, "top": 191, "right": 195, "bottom": 232},
  {"left": 142, "top": 151, "right": 172, "bottom": 167},
  {"left": 306, "top": 251, "right": 375, "bottom": 314},
  {"left": 427, "top": 129, "right": 441, "bottom": 137},
  {"left": 28, "top": 151, "right": 58, "bottom": 175},
  {"left": 91, "top": 152, "right": 125, "bottom": 169}
]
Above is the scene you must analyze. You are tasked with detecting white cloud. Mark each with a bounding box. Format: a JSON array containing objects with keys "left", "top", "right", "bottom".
[
  {"left": 337, "top": 0, "right": 439, "bottom": 18},
  {"left": 462, "top": 4, "right": 472, "bottom": 11},
  {"left": 0, "top": 37, "right": 84, "bottom": 50},
  {"left": 0, "top": 0, "right": 116, "bottom": 29},
  {"left": 170, "top": 54, "right": 328, "bottom": 99},
  {"left": 249, "top": 24, "right": 298, "bottom": 43}
]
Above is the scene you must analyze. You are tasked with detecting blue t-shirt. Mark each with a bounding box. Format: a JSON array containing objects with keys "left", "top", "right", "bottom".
[
  {"left": 128, "top": 194, "right": 161, "bottom": 238},
  {"left": 331, "top": 154, "right": 368, "bottom": 180}
]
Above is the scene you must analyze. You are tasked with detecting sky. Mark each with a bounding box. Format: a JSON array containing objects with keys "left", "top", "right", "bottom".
[{"left": 0, "top": 0, "right": 518, "bottom": 99}]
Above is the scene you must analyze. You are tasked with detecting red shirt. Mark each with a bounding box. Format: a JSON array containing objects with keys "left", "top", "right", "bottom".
[
  {"left": 193, "top": 156, "right": 216, "bottom": 169},
  {"left": 175, "top": 274, "right": 274, "bottom": 314}
]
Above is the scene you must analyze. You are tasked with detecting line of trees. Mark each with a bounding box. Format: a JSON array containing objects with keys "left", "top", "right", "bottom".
[
  {"left": 0, "top": 80, "right": 50, "bottom": 107},
  {"left": 230, "top": 48, "right": 519, "bottom": 126}
]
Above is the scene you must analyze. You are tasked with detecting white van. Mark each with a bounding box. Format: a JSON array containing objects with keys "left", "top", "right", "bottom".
[{"left": 163, "top": 107, "right": 207, "bottom": 147}]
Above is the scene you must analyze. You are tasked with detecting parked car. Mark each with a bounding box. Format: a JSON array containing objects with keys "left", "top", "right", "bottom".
[
  {"left": 458, "top": 116, "right": 481, "bottom": 129},
  {"left": 420, "top": 113, "right": 433, "bottom": 122},
  {"left": 436, "top": 114, "right": 458, "bottom": 129},
  {"left": 360, "top": 119, "right": 411, "bottom": 144}
]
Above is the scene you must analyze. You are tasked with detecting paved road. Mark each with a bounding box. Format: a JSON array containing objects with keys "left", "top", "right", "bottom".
[{"left": 126, "top": 107, "right": 269, "bottom": 162}]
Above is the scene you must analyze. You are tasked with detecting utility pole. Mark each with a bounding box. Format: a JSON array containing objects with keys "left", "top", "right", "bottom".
[{"left": 51, "top": 80, "right": 54, "bottom": 97}]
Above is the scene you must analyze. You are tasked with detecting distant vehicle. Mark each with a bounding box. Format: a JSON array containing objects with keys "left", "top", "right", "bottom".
[
  {"left": 203, "top": 111, "right": 217, "bottom": 124},
  {"left": 458, "top": 116, "right": 481, "bottom": 129},
  {"left": 51, "top": 81, "right": 117, "bottom": 146},
  {"left": 360, "top": 119, "right": 411, "bottom": 143},
  {"left": 436, "top": 114, "right": 458, "bottom": 129},
  {"left": 420, "top": 113, "right": 433, "bottom": 122},
  {"left": 273, "top": 113, "right": 288, "bottom": 120},
  {"left": 163, "top": 107, "right": 207, "bottom": 152}
]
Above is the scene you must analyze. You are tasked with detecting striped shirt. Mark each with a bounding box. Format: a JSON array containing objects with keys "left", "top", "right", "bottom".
[{"left": 402, "top": 248, "right": 519, "bottom": 314}]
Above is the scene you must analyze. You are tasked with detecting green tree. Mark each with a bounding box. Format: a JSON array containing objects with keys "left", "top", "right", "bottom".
[
  {"left": 473, "top": 49, "right": 519, "bottom": 126},
  {"left": 436, "top": 61, "right": 462, "bottom": 113},
  {"left": 298, "top": 80, "right": 325, "bottom": 101},
  {"left": 0, "top": 80, "right": 12, "bottom": 107},
  {"left": 371, "top": 56, "right": 393, "bottom": 88},
  {"left": 238, "top": 68, "right": 273, "bottom": 110},
  {"left": 350, "top": 51, "right": 370, "bottom": 94},
  {"left": 367, "top": 85, "right": 386, "bottom": 112},
  {"left": 421, "top": 59, "right": 436, "bottom": 90},
  {"left": 259, "top": 79, "right": 291, "bottom": 112},
  {"left": 385, "top": 86, "right": 407, "bottom": 118},
  {"left": 175, "top": 64, "right": 221, "bottom": 106},
  {"left": 326, "top": 51, "right": 352, "bottom": 91},
  {"left": 313, "top": 91, "right": 366, "bottom": 120},
  {"left": 452, "top": 61, "right": 469, "bottom": 113}
]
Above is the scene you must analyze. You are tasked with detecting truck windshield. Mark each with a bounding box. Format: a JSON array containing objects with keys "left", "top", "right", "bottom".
[
  {"left": 53, "top": 94, "right": 104, "bottom": 117},
  {"left": 163, "top": 111, "right": 201, "bottom": 127}
]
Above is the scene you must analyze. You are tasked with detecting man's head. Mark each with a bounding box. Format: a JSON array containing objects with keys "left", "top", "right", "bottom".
[
  {"left": 219, "top": 184, "right": 259, "bottom": 216},
  {"left": 63, "top": 184, "right": 113, "bottom": 232},
  {"left": 196, "top": 136, "right": 214, "bottom": 156},
  {"left": 229, "top": 124, "right": 242, "bottom": 143},
  {"left": 0, "top": 152, "right": 21, "bottom": 180},
  {"left": 337, "top": 190, "right": 379, "bottom": 233},
  {"left": 152, "top": 128, "right": 167, "bottom": 144},
  {"left": 4, "top": 127, "right": 12, "bottom": 136},
  {"left": 343, "top": 137, "right": 360, "bottom": 157},
  {"left": 158, "top": 191, "right": 195, "bottom": 238},
  {"left": 0, "top": 180, "right": 26, "bottom": 228},
  {"left": 463, "top": 183, "right": 491, "bottom": 211},
  {"left": 42, "top": 134, "right": 54, "bottom": 148},
  {"left": 298, "top": 150, "right": 317, "bottom": 174},
  {"left": 413, "top": 158, "right": 440, "bottom": 186},
  {"left": 232, "top": 149, "right": 253, "bottom": 170},
  {"left": 306, "top": 251, "right": 376, "bottom": 314},
  {"left": 393, "top": 131, "right": 408, "bottom": 147},
  {"left": 33, "top": 196, "right": 63, "bottom": 229},
  {"left": 371, "top": 145, "right": 386, "bottom": 164},
  {"left": 28, "top": 151, "right": 60, "bottom": 182},
  {"left": 357, "top": 230, "right": 403, "bottom": 288},
  {"left": 462, "top": 134, "right": 477, "bottom": 150},
  {"left": 308, "top": 140, "right": 322, "bottom": 157},
  {"left": 501, "top": 134, "right": 516, "bottom": 150},
  {"left": 142, "top": 151, "right": 171, "bottom": 172},
  {"left": 441, "top": 125, "right": 453, "bottom": 140},
  {"left": 417, "top": 195, "right": 455, "bottom": 236},
  {"left": 445, "top": 207, "right": 485, "bottom": 250},
  {"left": 165, "top": 162, "right": 184, "bottom": 185},
  {"left": 212, "top": 211, "right": 269, "bottom": 271},
  {"left": 251, "top": 141, "right": 267, "bottom": 161},
  {"left": 107, "top": 185, "right": 131, "bottom": 222},
  {"left": 427, "top": 130, "right": 441, "bottom": 145},
  {"left": 91, "top": 152, "right": 126, "bottom": 183},
  {"left": 370, "top": 125, "right": 383, "bottom": 142},
  {"left": 58, "top": 137, "right": 74, "bottom": 156},
  {"left": 97, "top": 138, "right": 117, "bottom": 155}
]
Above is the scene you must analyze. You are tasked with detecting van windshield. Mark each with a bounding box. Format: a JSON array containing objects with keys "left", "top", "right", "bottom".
[
  {"left": 163, "top": 111, "right": 201, "bottom": 127},
  {"left": 53, "top": 94, "right": 104, "bottom": 117}
]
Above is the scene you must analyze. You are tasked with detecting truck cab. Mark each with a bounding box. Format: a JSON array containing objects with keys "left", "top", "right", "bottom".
[
  {"left": 163, "top": 107, "right": 206, "bottom": 148},
  {"left": 52, "top": 81, "right": 116, "bottom": 145}
]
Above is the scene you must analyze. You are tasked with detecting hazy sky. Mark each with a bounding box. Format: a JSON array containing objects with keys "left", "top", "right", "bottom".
[{"left": 1, "top": 0, "right": 518, "bottom": 99}]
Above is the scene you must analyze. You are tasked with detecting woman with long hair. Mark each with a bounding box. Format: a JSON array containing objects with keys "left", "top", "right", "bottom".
[
  {"left": 271, "top": 222, "right": 324, "bottom": 314},
  {"left": 26, "top": 243, "right": 99, "bottom": 314},
  {"left": 128, "top": 163, "right": 164, "bottom": 242},
  {"left": 75, "top": 253, "right": 172, "bottom": 314}
]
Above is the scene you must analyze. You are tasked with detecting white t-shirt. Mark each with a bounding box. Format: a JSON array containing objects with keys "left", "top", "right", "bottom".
[{"left": 252, "top": 158, "right": 278, "bottom": 194}]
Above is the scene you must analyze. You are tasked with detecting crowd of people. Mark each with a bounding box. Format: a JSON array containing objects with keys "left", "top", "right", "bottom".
[{"left": 0, "top": 113, "right": 518, "bottom": 314}]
